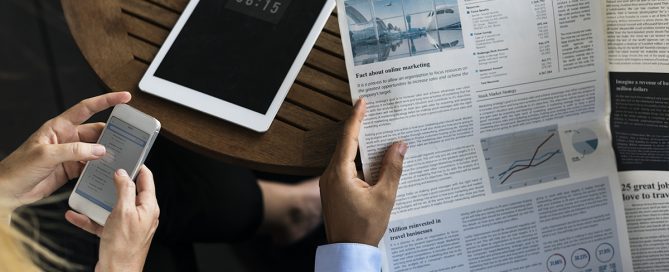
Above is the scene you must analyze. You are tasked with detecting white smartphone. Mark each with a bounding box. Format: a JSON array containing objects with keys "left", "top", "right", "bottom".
[{"left": 69, "top": 104, "right": 161, "bottom": 225}]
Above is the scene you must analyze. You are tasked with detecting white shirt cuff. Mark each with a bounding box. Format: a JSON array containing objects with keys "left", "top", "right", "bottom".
[{"left": 315, "top": 243, "right": 381, "bottom": 272}]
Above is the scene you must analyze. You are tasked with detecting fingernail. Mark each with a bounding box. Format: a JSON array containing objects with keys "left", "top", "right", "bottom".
[
  {"left": 355, "top": 98, "right": 365, "bottom": 110},
  {"left": 92, "top": 145, "right": 106, "bottom": 156},
  {"left": 116, "top": 169, "right": 128, "bottom": 177},
  {"left": 398, "top": 141, "right": 408, "bottom": 157}
]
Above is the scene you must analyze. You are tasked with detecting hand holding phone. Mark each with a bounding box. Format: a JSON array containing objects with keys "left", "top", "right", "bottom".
[
  {"left": 66, "top": 166, "right": 159, "bottom": 272},
  {"left": 69, "top": 104, "right": 160, "bottom": 225},
  {"left": 0, "top": 92, "right": 131, "bottom": 210}
]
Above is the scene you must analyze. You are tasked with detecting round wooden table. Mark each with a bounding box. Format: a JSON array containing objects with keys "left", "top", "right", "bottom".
[{"left": 61, "top": 0, "right": 351, "bottom": 175}]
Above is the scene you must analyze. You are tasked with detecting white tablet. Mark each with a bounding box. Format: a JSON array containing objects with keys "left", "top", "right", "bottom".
[{"left": 139, "top": 0, "right": 335, "bottom": 132}]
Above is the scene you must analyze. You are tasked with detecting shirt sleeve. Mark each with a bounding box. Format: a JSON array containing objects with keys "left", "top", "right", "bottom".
[{"left": 315, "top": 243, "right": 382, "bottom": 272}]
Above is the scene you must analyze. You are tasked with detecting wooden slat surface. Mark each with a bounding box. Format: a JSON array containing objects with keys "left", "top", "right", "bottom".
[
  {"left": 306, "top": 49, "right": 348, "bottom": 80},
  {"left": 286, "top": 84, "right": 350, "bottom": 121},
  {"left": 61, "top": 0, "right": 352, "bottom": 174},
  {"left": 128, "top": 34, "right": 156, "bottom": 62},
  {"left": 277, "top": 101, "right": 335, "bottom": 131},
  {"left": 124, "top": 13, "right": 169, "bottom": 45},
  {"left": 324, "top": 15, "right": 340, "bottom": 36},
  {"left": 315, "top": 32, "right": 344, "bottom": 57},
  {"left": 297, "top": 66, "right": 350, "bottom": 103},
  {"left": 120, "top": 0, "right": 179, "bottom": 29},
  {"left": 146, "top": 0, "right": 187, "bottom": 13}
]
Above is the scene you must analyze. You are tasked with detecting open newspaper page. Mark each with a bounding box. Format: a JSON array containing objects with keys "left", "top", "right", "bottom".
[
  {"left": 335, "top": 0, "right": 633, "bottom": 271},
  {"left": 607, "top": 0, "right": 669, "bottom": 270}
]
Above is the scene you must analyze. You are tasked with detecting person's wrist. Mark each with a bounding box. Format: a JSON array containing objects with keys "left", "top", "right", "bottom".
[
  {"left": 327, "top": 232, "right": 382, "bottom": 247},
  {"left": 96, "top": 261, "right": 143, "bottom": 272},
  {"left": 0, "top": 210, "right": 11, "bottom": 226},
  {"left": 0, "top": 161, "right": 18, "bottom": 208},
  {"left": 96, "top": 256, "right": 144, "bottom": 272},
  {"left": 0, "top": 180, "right": 23, "bottom": 212},
  {"left": 0, "top": 183, "right": 20, "bottom": 212}
]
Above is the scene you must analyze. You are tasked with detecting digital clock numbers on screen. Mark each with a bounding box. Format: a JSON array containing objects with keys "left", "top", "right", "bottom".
[{"left": 225, "top": 0, "right": 292, "bottom": 24}]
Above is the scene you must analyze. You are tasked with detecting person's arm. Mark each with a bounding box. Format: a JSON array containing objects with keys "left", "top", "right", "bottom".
[
  {"left": 0, "top": 92, "right": 130, "bottom": 228},
  {"left": 0, "top": 92, "right": 131, "bottom": 210},
  {"left": 0, "top": 92, "right": 159, "bottom": 271},
  {"left": 316, "top": 99, "right": 407, "bottom": 272},
  {"left": 66, "top": 167, "right": 159, "bottom": 272},
  {"left": 1, "top": 212, "right": 9, "bottom": 226}
]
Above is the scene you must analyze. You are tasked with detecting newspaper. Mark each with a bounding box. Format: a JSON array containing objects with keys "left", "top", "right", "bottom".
[
  {"left": 335, "top": 0, "right": 639, "bottom": 271},
  {"left": 607, "top": 0, "right": 669, "bottom": 270}
]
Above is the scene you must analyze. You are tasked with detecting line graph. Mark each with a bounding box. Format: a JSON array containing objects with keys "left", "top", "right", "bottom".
[
  {"left": 482, "top": 125, "right": 569, "bottom": 193},
  {"left": 499, "top": 133, "right": 559, "bottom": 184}
]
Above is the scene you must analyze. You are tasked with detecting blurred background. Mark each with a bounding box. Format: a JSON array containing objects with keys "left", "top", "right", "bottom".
[{"left": 0, "top": 0, "right": 323, "bottom": 271}]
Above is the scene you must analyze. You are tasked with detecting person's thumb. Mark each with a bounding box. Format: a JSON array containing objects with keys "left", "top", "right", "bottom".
[
  {"left": 376, "top": 141, "right": 408, "bottom": 193},
  {"left": 113, "top": 169, "right": 136, "bottom": 211},
  {"left": 45, "top": 142, "right": 106, "bottom": 164}
]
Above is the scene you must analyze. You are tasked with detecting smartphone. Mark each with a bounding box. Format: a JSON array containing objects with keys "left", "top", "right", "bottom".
[{"left": 69, "top": 104, "right": 161, "bottom": 225}]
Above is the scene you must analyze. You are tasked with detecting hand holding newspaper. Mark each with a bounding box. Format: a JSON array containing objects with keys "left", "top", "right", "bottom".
[{"left": 335, "top": 0, "right": 668, "bottom": 271}]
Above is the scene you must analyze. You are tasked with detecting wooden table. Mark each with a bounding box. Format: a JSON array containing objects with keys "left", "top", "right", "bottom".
[{"left": 61, "top": 0, "right": 351, "bottom": 175}]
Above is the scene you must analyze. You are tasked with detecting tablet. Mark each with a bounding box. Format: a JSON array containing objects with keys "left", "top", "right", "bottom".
[{"left": 139, "top": 0, "right": 335, "bottom": 132}]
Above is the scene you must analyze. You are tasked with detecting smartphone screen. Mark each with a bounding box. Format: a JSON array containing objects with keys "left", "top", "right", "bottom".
[{"left": 75, "top": 117, "right": 151, "bottom": 211}]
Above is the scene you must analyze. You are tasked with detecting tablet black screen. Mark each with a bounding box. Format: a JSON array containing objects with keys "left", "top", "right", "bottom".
[{"left": 154, "top": 0, "right": 327, "bottom": 114}]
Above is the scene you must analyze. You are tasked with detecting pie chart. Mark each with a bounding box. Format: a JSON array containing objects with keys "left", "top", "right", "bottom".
[{"left": 572, "top": 128, "right": 598, "bottom": 155}]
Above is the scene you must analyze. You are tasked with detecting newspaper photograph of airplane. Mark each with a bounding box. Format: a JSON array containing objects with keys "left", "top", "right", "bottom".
[{"left": 344, "top": 0, "right": 464, "bottom": 66}]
